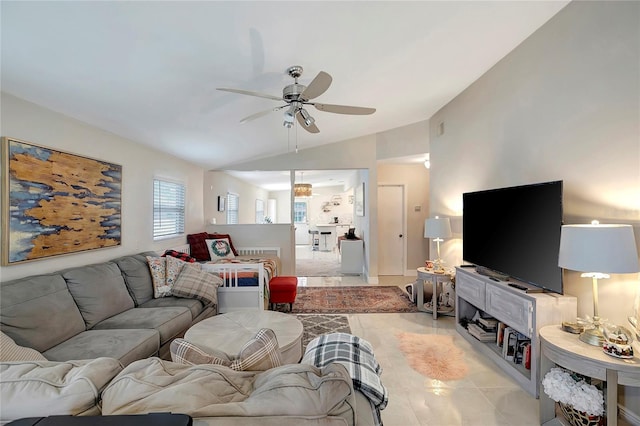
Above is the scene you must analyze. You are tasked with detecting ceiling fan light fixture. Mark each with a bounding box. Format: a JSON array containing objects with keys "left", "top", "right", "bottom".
[
  {"left": 299, "top": 108, "right": 315, "bottom": 127},
  {"left": 283, "top": 104, "right": 297, "bottom": 123},
  {"left": 283, "top": 120, "right": 293, "bottom": 128}
]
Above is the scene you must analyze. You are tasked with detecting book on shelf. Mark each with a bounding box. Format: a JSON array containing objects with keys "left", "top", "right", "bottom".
[
  {"left": 467, "top": 323, "right": 497, "bottom": 342},
  {"left": 477, "top": 316, "right": 498, "bottom": 330},
  {"left": 502, "top": 327, "right": 517, "bottom": 361},
  {"left": 496, "top": 322, "right": 507, "bottom": 347}
]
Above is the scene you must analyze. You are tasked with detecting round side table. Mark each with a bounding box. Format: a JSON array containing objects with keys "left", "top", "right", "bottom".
[{"left": 416, "top": 267, "right": 455, "bottom": 320}]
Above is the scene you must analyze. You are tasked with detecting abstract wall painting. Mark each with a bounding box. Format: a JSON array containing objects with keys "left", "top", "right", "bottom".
[{"left": 1, "top": 138, "right": 122, "bottom": 265}]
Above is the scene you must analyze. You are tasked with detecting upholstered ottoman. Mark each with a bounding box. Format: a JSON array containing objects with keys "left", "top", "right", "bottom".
[
  {"left": 269, "top": 276, "right": 298, "bottom": 311},
  {"left": 183, "top": 310, "right": 303, "bottom": 364}
]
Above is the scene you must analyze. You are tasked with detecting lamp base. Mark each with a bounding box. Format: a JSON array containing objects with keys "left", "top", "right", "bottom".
[{"left": 579, "top": 327, "right": 605, "bottom": 346}]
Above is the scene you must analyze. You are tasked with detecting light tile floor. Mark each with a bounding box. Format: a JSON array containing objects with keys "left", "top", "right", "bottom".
[{"left": 301, "top": 275, "right": 541, "bottom": 426}]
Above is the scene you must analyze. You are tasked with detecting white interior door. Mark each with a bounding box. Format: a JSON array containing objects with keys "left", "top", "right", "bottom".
[{"left": 378, "top": 185, "right": 405, "bottom": 275}]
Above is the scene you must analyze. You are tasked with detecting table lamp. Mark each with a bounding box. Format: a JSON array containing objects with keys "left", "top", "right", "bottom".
[
  {"left": 558, "top": 221, "right": 639, "bottom": 346},
  {"left": 424, "top": 216, "right": 452, "bottom": 273}
]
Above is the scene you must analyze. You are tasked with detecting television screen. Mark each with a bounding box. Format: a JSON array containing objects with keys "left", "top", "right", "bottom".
[{"left": 462, "top": 180, "right": 563, "bottom": 294}]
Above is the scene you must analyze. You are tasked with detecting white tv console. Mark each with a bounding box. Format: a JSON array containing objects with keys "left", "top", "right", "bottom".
[{"left": 455, "top": 267, "right": 577, "bottom": 397}]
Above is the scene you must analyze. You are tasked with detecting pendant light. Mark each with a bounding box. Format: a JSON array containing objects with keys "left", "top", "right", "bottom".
[{"left": 294, "top": 172, "right": 312, "bottom": 198}]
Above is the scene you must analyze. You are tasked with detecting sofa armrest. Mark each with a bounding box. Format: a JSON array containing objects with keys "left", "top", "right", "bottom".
[{"left": 0, "top": 358, "right": 123, "bottom": 423}]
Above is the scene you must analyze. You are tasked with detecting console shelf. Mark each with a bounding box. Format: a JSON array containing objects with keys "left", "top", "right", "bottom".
[{"left": 455, "top": 267, "right": 577, "bottom": 397}]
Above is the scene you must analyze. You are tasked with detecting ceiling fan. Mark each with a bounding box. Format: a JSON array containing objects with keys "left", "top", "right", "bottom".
[{"left": 217, "top": 65, "right": 376, "bottom": 133}]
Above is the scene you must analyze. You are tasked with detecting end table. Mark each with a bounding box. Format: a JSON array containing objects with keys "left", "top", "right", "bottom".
[{"left": 416, "top": 267, "right": 455, "bottom": 319}]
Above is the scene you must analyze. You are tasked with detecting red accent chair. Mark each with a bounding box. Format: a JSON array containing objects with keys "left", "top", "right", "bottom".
[{"left": 269, "top": 276, "right": 298, "bottom": 311}]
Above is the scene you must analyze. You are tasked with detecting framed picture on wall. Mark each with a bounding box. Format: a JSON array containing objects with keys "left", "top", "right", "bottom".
[
  {"left": 1, "top": 137, "right": 122, "bottom": 265},
  {"left": 217, "top": 195, "right": 225, "bottom": 212},
  {"left": 355, "top": 182, "right": 365, "bottom": 217}
]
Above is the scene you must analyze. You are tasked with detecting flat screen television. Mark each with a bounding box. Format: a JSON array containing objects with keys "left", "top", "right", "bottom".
[{"left": 462, "top": 180, "right": 563, "bottom": 294}]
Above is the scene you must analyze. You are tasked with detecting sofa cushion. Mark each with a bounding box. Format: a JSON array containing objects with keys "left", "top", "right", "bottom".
[
  {"left": 0, "top": 332, "right": 47, "bottom": 362},
  {"left": 172, "top": 265, "right": 221, "bottom": 306},
  {"left": 138, "top": 297, "right": 204, "bottom": 321},
  {"left": 62, "top": 262, "right": 135, "bottom": 329},
  {"left": 0, "top": 357, "right": 123, "bottom": 423},
  {"left": 101, "top": 358, "right": 355, "bottom": 424},
  {"left": 113, "top": 253, "right": 155, "bottom": 306},
  {"left": 43, "top": 329, "right": 159, "bottom": 367},
  {"left": 92, "top": 307, "right": 192, "bottom": 346},
  {"left": 1, "top": 274, "right": 86, "bottom": 352}
]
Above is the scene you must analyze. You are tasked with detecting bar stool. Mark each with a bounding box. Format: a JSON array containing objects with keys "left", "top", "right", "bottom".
[
  {"left": 308, "top": 230, "right": 319, "bottom": 251},
  {"left": 320, "top": 231, "right": 332, "bottom": 251}
]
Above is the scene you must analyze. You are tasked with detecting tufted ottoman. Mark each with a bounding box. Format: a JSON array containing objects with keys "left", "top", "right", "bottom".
[
  {"left": 183, "top": 310, "right": 303, "bottom": 364},
  {"left": 269, "top": 276, "right": 298, "bottom": 311}
]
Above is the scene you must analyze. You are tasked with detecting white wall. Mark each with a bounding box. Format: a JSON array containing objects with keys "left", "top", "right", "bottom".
[
  {"left": 0, "top": 93, "right": 205, "bottom": 281},
  {"left": 427, "top": 1, "right": 639, "bottom": 413},
  {"left": 305, "top": 185, "right": 354, "bottom": 227},
  {"left": 377, "top": 163, "right": 430, "bottom": 273},
  {"left": 267, "top": 191, "right": 291, "bottom": 224},
  {"left": 203, "top": 171, "right": 270, "bottom": 225}
]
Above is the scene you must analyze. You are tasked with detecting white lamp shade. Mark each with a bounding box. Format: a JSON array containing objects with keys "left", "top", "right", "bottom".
[
  {"left": 559, "top": 224, "right": 639, "bottom": 273},
  {"left": 424, "top": 217, "right": 452, "bottom": 239}
]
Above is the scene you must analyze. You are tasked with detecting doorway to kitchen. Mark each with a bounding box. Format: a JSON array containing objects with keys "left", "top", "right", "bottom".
[{"left": 293, "top": 170, "right": 358, "bottom": 277}]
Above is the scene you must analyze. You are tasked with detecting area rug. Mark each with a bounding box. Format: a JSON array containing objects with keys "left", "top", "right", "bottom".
[
  {"left": 290, "top": 286, "right": 419, "bottom": 314},
  {"left": 296, "top": 314, "right": 351, "bottom": 349},
  {"left": 396, "top": 332, "right": 469, "bottom": 381}
]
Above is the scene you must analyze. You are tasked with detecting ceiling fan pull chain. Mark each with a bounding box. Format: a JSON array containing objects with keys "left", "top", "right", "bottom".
[{"left": 295, "top": 120, "right": 298, "bottom": 153}]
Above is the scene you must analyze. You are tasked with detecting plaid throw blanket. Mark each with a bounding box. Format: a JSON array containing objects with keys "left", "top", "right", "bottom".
[{"left": 301, "top": 333, "right": 388, "bottom": 426}]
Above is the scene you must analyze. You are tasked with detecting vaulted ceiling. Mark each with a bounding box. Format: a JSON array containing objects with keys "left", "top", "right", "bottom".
[{"left": 1, "top": 1, "right": 569, "bottom": 170}]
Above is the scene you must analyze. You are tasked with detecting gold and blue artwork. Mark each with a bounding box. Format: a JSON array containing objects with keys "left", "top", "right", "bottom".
[{"left": 2, "top": 138, "right": 122, "bottom": 264}]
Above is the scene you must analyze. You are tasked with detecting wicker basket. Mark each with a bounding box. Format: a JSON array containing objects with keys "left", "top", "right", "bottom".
[{"left": 559, "top": 402, "right": 604, "bottom": 426}]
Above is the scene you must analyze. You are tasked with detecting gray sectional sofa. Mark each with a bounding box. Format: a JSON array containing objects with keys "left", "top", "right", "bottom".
[{"left": 0, "top": 252, "right": 216, "bottom": 366}]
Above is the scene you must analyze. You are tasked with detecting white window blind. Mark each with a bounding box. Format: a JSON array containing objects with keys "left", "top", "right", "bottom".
[
  {"left": 226, "top": 193, "right": 239, "bottom": 224},
  {"left": 153, "top": 179, "right": 185, "bottom": 239}
]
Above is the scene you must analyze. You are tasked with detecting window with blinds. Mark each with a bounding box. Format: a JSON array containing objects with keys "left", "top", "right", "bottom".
[
  {"left": 153, "top": 179, "right": 185, "bottom": 239},
  {"left": 226, "top": 193, "right": 239, "bottom": 224}
]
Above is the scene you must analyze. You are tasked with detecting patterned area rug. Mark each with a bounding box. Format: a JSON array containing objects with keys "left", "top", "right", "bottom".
[
  {"left": 296, "top": 314, "right": 351, "bottom": 349},
  {"left": 289, "top": 286, "right": 419, "bottom": 314}
]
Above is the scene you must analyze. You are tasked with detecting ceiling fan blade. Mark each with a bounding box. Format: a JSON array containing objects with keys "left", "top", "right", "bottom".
[
  {"left": 240, "top": 106, "right": 286, "bottom": 124},
  {"left": 217, "top": 88, "right": 282, "bottom": 101},
  {"left": 300, "top": 71, "right": 332, "bottom": 100},
  {"left": 312, "top": 103, "right": 376, "bottom": 115},
  {"left": 296, "top": 112, "right": 320, "bottom": 133}
]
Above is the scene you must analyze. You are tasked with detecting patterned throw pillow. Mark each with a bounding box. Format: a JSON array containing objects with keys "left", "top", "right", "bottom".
[
  {"left": 208, "top": 233, "right": 239, "bottom": 256},
  {"left": 162, "top": 250, "right": 197, "bottom": 263},
  {"left": 0, "top": 331, "right": 47, "bottom": 361},
  {"left": 205, "top": 238, "right": 236, "bottom": 260},
  {"left": 170, "top": 338, "right": 231, "bottom": 366},
  {"left": 172, "top": 264, "right": 222, "bottom": 305},
  {"left": 231, "top": 328, "right": 283, "bottom": 371},
  {"left": 146, "top": 256, "right": 169, "bottom": 298},
  {"left": 170, "top": 329, "right": 283, "bottom": 372},
  {"left": 166, "top": 255, "right": 202, "bottom": 290}
]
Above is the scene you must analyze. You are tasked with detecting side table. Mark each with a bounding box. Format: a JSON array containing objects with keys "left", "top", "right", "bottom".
[
  {"left": 416, "top": 267, "right": 455, "bottom": 320},
  {"left": 539, "top": 325, "right": 640, "bottom": 426}
]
